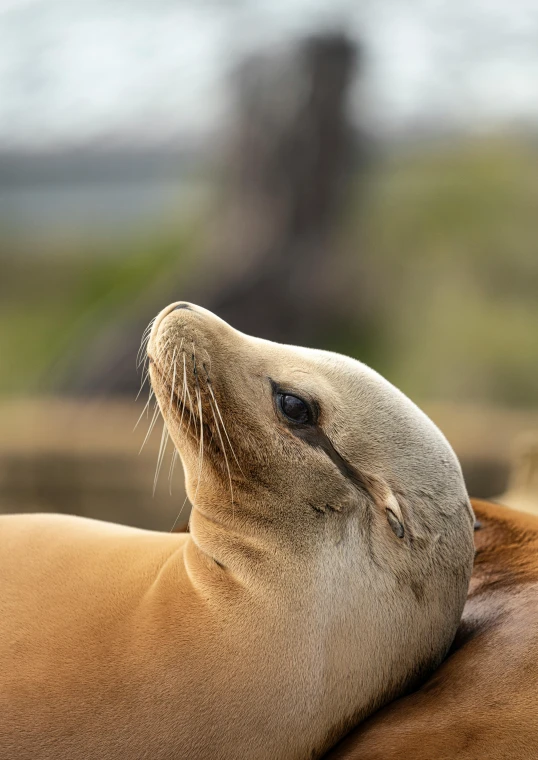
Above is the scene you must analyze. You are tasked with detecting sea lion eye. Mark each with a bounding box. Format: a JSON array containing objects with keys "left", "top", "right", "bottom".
[{"left": 278, "top": 394, "right": 311, "bottom": 425}]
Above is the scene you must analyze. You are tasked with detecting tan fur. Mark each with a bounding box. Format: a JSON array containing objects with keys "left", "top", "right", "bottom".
[
  {"left": 325, "top": 499, "right": 538, "bottom": 760},
  {"left": 0, "top": 303, "right": 474, "bottom": 759}
]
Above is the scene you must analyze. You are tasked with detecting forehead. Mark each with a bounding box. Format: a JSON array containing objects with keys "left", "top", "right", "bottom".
[
  {"left": 250, "top": 338, "right": 382, "bottom": 414},
  {"left": 252, "top": 338, "right": 424, "bottom": 455}
]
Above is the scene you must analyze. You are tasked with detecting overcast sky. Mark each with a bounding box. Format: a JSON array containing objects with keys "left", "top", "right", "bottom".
[{"left": 1, "top": 0, "right": 538, "bottom": 149}]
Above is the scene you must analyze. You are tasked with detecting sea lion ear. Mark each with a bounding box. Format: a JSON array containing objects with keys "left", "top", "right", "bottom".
[
  {"left": 385, "top": 494, "right": 405, "bottom": 539},
  {"left": 364, "top": 473, "right": 406, "bottom": 539}
]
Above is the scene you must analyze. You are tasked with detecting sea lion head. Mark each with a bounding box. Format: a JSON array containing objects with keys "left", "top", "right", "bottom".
[{"left": 147, "top": 301, "right": 474, "bottom": 716}]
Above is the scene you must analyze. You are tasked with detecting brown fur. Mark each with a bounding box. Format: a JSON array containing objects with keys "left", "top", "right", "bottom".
[{"left": 325, "top": 499, "right": 538, "bottom": 760}]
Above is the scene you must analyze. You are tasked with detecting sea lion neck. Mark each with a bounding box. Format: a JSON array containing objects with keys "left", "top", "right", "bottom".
[{"left": 185, "top": 497, "right": 317, "bottom": 592}]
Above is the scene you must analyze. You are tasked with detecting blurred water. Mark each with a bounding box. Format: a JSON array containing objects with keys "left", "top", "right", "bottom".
[{"left": 0, "top": 178, "right": 205, "bottom": 243}]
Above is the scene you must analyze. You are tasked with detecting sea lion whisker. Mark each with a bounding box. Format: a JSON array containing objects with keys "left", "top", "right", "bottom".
[
  {"left": 147, "top": 403, "right": 162, "bottom": 440},
  {"left": 169, "top": 491, "right": 191, "bottom": 533},
  {"left": 163, "top": 346, "right": 182, "bottom": 497},
  {"left": 152, "top": 337, "right": 170, "bottom": 364},
  {"left": 205, "top": 379, "right": 244, "bottom": 477},
  {"left": 192, "top": 373, "right": 202, "bottom": 450},
  {"left": 194, "top": 344, "right": 203, "bottom": 438},
  {"left": 139, "top": 328, "right": 151, "bottom": 348},
  {"left": 197, "top": 346, "right": 212, "bottom": 377},
  {"left": 155, "top": 337, "right": 172, "bottom": 364},
  {"left": 136, "top": 344, "right": 148, "bottom": 371},
  {"left": 175, "top": 339, "right": 185, "bottom": 397},
  {"left": 178, "top": 350, "right": 189, "bottom": 431},
  {"left": 144, "top": 344, "right": 174, "bottom": 425},
  {"left": 139, "top": 399, "right": 161, "bottom": 454},
  {"left": 207, "top": 393, "right": 235, "bottom": 514},
  {"left": 136, "top": 318, "right": 155, "bottom": 367},
  {"left": 140, "top": 315, "right": 156, "bottom": 341},
  {"left": 137, "top": 334, "right": 151, "bottom": 369},
  {"left": 160, "top": 342, "right": 176, "bottom": 383},
  {"left": 140, "top": 316, "right": 157, "bottom": 345},
  {"left": 138, "top": 334, "right": 150, "bottom": 358},
  {"left": 182, "top": 352, "right": 196, "bottom": 438},
  {"left": 167, "top": 348, "right": 178, "bottom": 415},
  {"left": 136, "top": 340, "right": 157, "bottom": 398},
  {"left": 153, "top": 420, "right": 170, "bottom": 495},
  {"left": 133, "top": 388, "right": 155, "bottom": 431},
  {"left": 192, "top": 376, "right": 205, "bottom": 507},
  {"left": 168, "top": 448, "right": 178, "bottom": 495},
  {"left": 146, "top": 341, "right": 171, "bottom": 389},
  {"left": 138, "top": 331, "right": 149, "bottom": 353},
  {"left": 135, "top": 367, "right": 151, "bottom": 400}
]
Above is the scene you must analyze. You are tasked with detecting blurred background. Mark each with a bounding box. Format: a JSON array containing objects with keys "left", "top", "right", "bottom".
[{"left": 1, "top": 0, "right": 537, "bottom": 530}]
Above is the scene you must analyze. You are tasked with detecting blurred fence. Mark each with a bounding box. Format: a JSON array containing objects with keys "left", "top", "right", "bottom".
[
  {"left": 1, "top": 27, "right": 537, "bottom": 529},
  {"left": 0, "top": 399, "right": 187, "bottom": 531},
  {"left": 1, "top": 398, "right": 537, "bottom": 530}
]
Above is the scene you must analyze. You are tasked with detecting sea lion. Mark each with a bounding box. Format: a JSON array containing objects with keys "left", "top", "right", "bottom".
[
  {"left": 325, "top": 498, "right": 538, "bottom": 759},
  {"left": 0, "top": 302, "right": 474, "bottom": 760}
]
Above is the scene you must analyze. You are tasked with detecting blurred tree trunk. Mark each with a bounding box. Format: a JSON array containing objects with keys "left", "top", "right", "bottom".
[
  {"left": 199, "top": 33, "right": 359, "bottom": 344},
  {"left": 67, "top": 32, "right": 362, "bottom": 395}
]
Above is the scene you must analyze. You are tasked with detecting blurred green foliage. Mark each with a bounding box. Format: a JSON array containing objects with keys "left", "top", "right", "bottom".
[
  {"left": 1, "top": 134, "right": 537, "bottom": 405},
  {"left": 343, "top": 134, "right": 538, "bottom": 405},
  {"left": 0, "top": 224, "right": 196, "bottom": 393}
]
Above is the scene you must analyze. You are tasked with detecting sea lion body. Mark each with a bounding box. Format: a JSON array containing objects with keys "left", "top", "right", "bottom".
[
  {"left": 0, "top": 514, "right": 327, "bottom": 759},
  {"left": 0, "top": 303, "right": 475, "bottom": 759},
  {"left": 0, "top": 512, "right": 378, "bottom": 759}
]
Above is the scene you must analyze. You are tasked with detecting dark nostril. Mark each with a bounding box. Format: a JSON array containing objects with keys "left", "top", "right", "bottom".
[{"left": 174, "top": 303, "right": 192, "bottom": 311}]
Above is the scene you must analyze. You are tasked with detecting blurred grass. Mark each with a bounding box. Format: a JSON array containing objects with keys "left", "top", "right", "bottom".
[
  {"left": 0, "top": 223, "right": 197, "bottom": 393},
  {"left": 1, "top": 133, "right": 537, "bottom": 404},
  {"left": 342, "top": 133, "right": 538, "bottom": 405}
]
